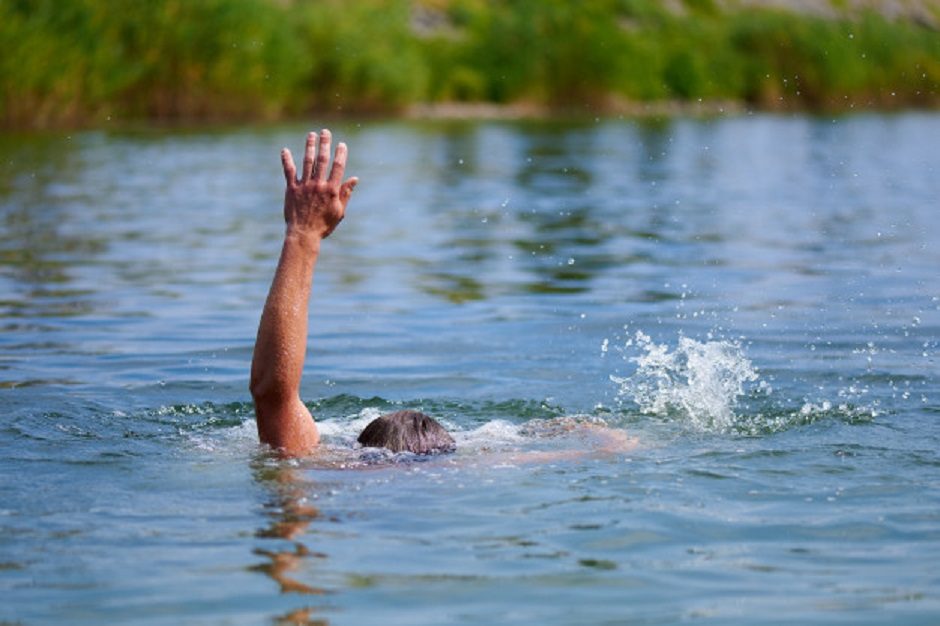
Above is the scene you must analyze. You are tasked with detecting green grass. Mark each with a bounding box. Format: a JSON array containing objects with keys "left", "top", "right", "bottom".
[{"left": 1, "top": 0, "right": 938, "bottom": 128}]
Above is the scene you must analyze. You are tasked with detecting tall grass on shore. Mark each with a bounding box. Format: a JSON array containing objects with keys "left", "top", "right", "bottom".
[
  {"left": 2, "top": 0, "right": 938, "bottom": 129},
  {"left": 0, "top": 0, "right": 307, "bottom": 127}
]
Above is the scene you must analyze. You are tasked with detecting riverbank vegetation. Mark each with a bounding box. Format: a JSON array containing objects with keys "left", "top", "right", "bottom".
[{"left": 2, "top": 0, "right": 938, "bottom": 128}]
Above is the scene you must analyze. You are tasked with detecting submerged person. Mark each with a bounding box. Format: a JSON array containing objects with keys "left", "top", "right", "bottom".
[
  {"left": 250, "top": 129, "right": 632, "bottom": 459},
  {"left": 249, "top": 129, "right": 454, "bottom": 457}
]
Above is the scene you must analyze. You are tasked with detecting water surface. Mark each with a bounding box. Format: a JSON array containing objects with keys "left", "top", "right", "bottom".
[{"left": 1, "top": 114, "right": 939, "bottom": 624}]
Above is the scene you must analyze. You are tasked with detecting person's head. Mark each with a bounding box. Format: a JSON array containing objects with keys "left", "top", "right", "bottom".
[{"left": 357, "top": 410, "right": 455, "bottom": 455}]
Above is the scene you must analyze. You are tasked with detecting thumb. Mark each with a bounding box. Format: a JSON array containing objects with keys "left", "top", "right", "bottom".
[{"left": 340, "top": 177, "right": 358, "bottom": 203}]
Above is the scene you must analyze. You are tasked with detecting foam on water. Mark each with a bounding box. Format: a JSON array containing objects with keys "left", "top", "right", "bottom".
[
  {"left": 167, "top": 403, "right": 601, "bottom": 461},
  {"left": 611, "top": 331, "right": 760, "bottom": 433},
  {"left": 185, "top": 419, "right": 257, "bottom": 456},
  {"left": 452, "top": 419, "right": 526, "bottom": 451},
  {"left": 318, "top": 408, "right": 532, "bottom": 451},
  {"left": 201, "top": 406, "right": 609, "bottom": 460},
  {"left": 316, "top": 406, "right": 385, "bottom": 445}
]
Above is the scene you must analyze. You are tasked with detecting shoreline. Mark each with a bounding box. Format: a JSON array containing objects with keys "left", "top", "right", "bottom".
[
  {"left": 9, "top": 99, "right": 939, "bottom": 134},
  {"left": 404, "top": 100, "right": 750, "bottom": 120}
]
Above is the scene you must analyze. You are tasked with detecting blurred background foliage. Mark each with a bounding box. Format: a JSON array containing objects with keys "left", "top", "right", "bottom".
[{"left": 1, "top": 0, "right": 938, "bottom": 128}]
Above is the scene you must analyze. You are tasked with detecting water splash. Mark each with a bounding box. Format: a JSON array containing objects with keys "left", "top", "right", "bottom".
[
  {"left": 316, "top": 406, "right": 384, "bottom": 444},
  {"left": 611, "top": 331, "right": 759, "bottom": 432}
]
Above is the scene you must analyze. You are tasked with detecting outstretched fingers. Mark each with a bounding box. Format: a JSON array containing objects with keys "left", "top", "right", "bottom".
[
  {"left": 328, "top": 142, "right": 347, "bottom": 185},
  {"left": 284, "top": 129, "right": 356, "bottom": 209},
  {"left": 281, "top": 148, "right": 297, "bottom": 186},
  {"left": 301, "top": 132, "right": 317, "bottom": 182},
  {"left": 314, "top": 129, "right": 331, "bottom": 181}
]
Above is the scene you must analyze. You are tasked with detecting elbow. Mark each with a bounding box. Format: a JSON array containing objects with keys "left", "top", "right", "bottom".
[
  {"left": 250, "top": 368, "right": 292, "bottom": 405},
  {"left": 249, "top": 378, "right": 262, "bottom": 403},
  {"left": 249, "top": 368, "right": 264, "bottom": 401},
  {"left": 249, "top": 370, "right": 277, "bottom": 404}
]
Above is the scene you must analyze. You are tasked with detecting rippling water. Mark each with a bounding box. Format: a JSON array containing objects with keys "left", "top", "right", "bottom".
[{"left": 1, "top": 114, "right": 938, "bottom": 624}]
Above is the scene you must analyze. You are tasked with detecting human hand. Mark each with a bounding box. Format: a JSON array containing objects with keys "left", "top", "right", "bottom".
[{"left": 281, "top": 129, "right": 358, "bottom": 240}]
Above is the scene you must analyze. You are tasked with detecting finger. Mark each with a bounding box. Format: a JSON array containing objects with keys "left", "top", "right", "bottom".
[
  {"left": 328, "top": 142, "right": 347, "bottom": 185},
  {"left": 339, "top": 177, "right": 358, "bottom": 203},
  {"left": 302, "top": 131, "right": 316, "bottom": 181},
  {"left": 314, "top": 128, "right": 331, "bottom": 181},
  {"left": 281, "top": 148, "right": 297, "bottom": 186}
]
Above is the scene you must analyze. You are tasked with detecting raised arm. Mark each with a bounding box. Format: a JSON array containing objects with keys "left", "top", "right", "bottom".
[{"left": 250, "top": 129, "right": 358, "bottom": 455}]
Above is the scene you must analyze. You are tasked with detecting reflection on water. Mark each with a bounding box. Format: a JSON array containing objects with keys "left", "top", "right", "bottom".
[
  {"left": 252, "top": 462, "right": 330, "bottom": 624},
  {"left": 0, "top": 135, "right": 107, "bottom": 319}
]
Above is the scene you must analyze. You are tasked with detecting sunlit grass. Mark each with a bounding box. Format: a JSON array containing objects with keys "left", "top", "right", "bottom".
[{"left": 1, "top": 0, "right": 938, "bottom": 128}]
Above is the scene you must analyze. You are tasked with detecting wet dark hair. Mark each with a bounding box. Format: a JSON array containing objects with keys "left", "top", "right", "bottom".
[{"left": 357, "top": 410, "right": 455, "bottom": 455}]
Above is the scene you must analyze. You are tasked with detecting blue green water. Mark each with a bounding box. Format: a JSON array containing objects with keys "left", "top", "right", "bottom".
[{"left": 1, "top": 114, "right": 938, "bottom": 624}]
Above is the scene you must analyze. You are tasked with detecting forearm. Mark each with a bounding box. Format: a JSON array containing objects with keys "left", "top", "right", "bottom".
[{"left": 250, "top": 230, "right": 321, "bottom": 402}]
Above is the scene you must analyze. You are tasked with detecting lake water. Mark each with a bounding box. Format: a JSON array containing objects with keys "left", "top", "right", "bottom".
[{"left": 1, "top": 113, "right": 938, "bottom": 625}]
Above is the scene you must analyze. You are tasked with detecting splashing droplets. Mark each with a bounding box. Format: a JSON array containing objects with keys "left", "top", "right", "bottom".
[{"left": 611, "top": 331, "right": 758, "bottom": 432}]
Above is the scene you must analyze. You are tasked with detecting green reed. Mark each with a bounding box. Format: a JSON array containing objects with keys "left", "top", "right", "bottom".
[{"left": 1, "top": 0, "right": 938, "bottom": 128}]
